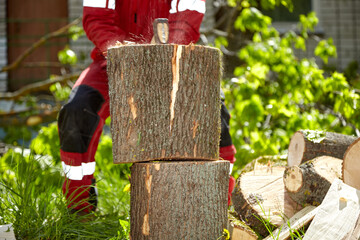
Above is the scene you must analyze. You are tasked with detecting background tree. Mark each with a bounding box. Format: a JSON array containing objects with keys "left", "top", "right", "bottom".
[{"left": 202, "top": 0, "right": 359, "bottom": 175}]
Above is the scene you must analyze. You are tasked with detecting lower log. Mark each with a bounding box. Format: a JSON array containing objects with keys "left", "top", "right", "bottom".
[
  {"left": 287, "top": 130, "right": 356, "bottom": 166},
  {"left": 130, "top": 160, "right": 229, "bottom": 240},
  {"left": 283, "top": 156, "right": 342, "bottom": 206},
  {"left": 232, "top": 162, "right": 302, "bottom": 237}
]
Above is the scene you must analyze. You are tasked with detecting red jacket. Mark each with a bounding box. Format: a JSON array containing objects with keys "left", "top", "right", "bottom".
[{"left": 83, "top": 0, "right": 206, "bottom": 60}]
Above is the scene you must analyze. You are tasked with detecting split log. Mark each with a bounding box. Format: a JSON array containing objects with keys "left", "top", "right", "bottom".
[
  {"left": 232, "top": 162, "right": 302, "bottom": 237},
  {"left": 264, "top": 206, "right": 318, "bottom": 240},
  {"left": 343, "top": 214, "right": 360, "bottom": 240},
  {"left": 283, "top": 156, "right": 342, "bottom": 206},
  {"left": 228, "top": 212, "right": 257, "bottom": 240},
  {"left": 130, "top": 160, "right": 229, "bottom": 240},
  {"left": 0, "top": 224, "right": 16, "bottom": 240},
  {"left": 287, "top": 130, "right": 356, "bottom": 166},
  {"left": 303, "top": 179, "right": 360, "bottom": 240},
  {"left": 343, "top": 137, "right": 360, "bottom": 190},
  {"left": 107, "top": 44, "right": 221, "bottom": 163}
]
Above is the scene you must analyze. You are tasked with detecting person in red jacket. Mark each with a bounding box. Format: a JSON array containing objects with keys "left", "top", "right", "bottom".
[{"left": 58, "top": 0, "right": 236, "bottom": 213}]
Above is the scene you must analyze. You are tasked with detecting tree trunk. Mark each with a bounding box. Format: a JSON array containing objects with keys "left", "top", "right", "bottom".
[
  {"left": 283, "top": 156, "right": 342, "bottom": 206},
  {"left": 232, "top": 162, "right": 302, "bottom": 237},
  {"left": 107, "top": 44, "right": 221, "bottom": 163},
  {"left": 287, "top": 130, "right": 356, "bottom": 166},
  {"left": 130, "top": 160, "right": 229, "bottom": 240},
  {"left": 343, "top": 137, "right": 360, "bottom": 190}
]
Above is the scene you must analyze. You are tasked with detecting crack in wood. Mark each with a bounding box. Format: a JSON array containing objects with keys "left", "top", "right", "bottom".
[
  {"left": 127, "top": 95, "right": 137, "bottom": 120},
  {"left": 170, "top": 45, "right": 182, "bottom": 133}
]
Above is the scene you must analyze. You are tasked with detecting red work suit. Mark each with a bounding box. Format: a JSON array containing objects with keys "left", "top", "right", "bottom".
[{"left": 58, "top": 0, "right": 236, "bottom": 212}]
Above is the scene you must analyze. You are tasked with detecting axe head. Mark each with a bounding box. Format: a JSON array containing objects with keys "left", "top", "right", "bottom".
[{"left": 153, "top": 18, "right": 169, "bottom": 44}]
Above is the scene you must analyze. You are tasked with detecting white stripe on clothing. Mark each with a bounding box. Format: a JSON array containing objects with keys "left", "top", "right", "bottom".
[
  {"left": 108, "top": 0, "right": 115, "bottom": 9},
  {"left": 170, "top": 0, "right": 206, "bottom": 14},
  {"left": 62, "top": 162, "right": 96, "bottom": 180},
  {"left": 83, "top": 0, "right": 115, "bottom": 9}
]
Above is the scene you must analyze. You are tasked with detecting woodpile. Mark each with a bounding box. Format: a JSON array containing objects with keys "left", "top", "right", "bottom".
[{"left": 230, "top": 130, "right": 360, "bottom": 240}]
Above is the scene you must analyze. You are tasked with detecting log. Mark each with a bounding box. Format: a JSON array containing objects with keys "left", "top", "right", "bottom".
[
  {"left": 287, "top": 130, "right": 356, "bottom": 167},
  {"left": 107, "top": 44, "right": 221, "bottom": 163},
  {"left": 343, "top": 214, "right": 360, "bottom": 240},
  {"left": 303, "top": 179, "right": 360, "bottom": 240},
  {"left": 343, "top": 137, "right": 360, "bottom": 190},
  {"left": 283, "top": 156, "right": 342, "bottom": 206},
  {"left": 232, "top": 162, "right": 302, "bottom": 237},
  {"left": 130, "top": 160, "right": 229, "bottom": 240},
  {"left": 228, "top": 212, "right": 257, "bottom": 240},
  {"left": 264, "top": 206, "right": 317, "bottom": 240}
]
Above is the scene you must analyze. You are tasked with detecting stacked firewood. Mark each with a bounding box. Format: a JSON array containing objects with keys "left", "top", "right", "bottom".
[{"left": 229, "top": 130, "right": 360, "bottom": 240}]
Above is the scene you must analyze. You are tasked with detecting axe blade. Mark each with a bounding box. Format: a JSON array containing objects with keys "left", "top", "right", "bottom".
[{"left": 153, "top": 18, "right": 169, "bottom": 44}]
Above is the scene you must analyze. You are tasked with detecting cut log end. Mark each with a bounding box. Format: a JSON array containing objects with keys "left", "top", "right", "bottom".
[
  {"left": 287, "top": 131, "right": 305, "bottom": 167},
  {"left": 284, "top": 156, "right": 342, "bottom": 206},
  {"left": 283, "top": 166, "right": 303, "bottom": 193},
  {"left": 343, "top": 137, "right": 360, "bottom": 190}
]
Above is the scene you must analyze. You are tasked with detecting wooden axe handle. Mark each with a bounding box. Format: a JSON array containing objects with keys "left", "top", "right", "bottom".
[{"left": 153, "top": 18, "right": 169, "bottom": 44}]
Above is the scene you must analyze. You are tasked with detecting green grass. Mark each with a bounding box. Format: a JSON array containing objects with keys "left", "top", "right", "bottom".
[
  {"left": 254, "top": 198, "right": 305, "bottom": 240},
  {"left": 0, "top": 128, "right": 131, "bottom": 239}
]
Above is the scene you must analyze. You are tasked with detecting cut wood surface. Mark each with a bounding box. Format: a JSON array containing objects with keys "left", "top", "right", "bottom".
[
  {"left": 342, "top": 214, "right": 360, "bottom": 240},
  {"left": 130, "top": 160, "right": 229, "bottom": 240},
  {"left": 232, "top": 162, "right": 302, "bottom": 237},
  {"left": 343, "top": 137, "right": 360, "bottom": 190},
  {"left": 264, "top": 206, "right": 318, "bottom": 240},
  {"left": 107, "top": 44, "right": 221, "bottom": 163},
  {"left": 287, "top": 130, "right": 356, "bottom": 167},
  {"left": 228, "top": 212, "right": 257, "bottom": 240},
  {"left": 0, "top": 224, "right": 16, "bottom": 240},
  {"left": 283, "top": 156, "right": 342, "bottom": 206},
  {"left": 303, "top": 179, "right": 360, "bottom": 240}
]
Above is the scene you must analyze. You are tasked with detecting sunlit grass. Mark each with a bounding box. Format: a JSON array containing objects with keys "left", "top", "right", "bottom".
[{"left": 0, "top": 137, "right": 131, "bottom": 239}]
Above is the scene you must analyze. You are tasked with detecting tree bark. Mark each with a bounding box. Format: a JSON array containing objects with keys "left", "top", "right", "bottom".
[
  {"left": 130, "top": 160, "right": 229, "bottom": 240},
  {"left": 287, "top": 130, "right": 356, "bottom": 167},
  {"left": 343, "top": 137, "right": 360, "bottom": 190},
  {"left": 283, "top": 156, "right": 342, "bottom": 206},
  {"left": 107, "top": 44, "right": 221, "bottom": 163},
  {"left": 232, "top": 162, "right": 302, "bottom": 237}
]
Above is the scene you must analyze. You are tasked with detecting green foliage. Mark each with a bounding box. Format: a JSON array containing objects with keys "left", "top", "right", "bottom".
[
  {"left": 58, "top": 45, "right": 78, "bottom": 65},
  {"left": 299, "top": 12, "right": 318, "bottom": 37},
  {"left": 1, "top": 121, "right": 130, "bottom": 239},
  {"left": 222, "top": 2, "right": 359, "bottom": 174},
  {"left": 49, "top": 81, "right": 72, "bottom": 102},
  {"left": 314, "top": 38, "right": 337, "bottom": 64},
  {"left": 30, "top": 122, "right": 61, "bottom": 164},
  {"left": 1, "top": 126, "right": 37, "bottom": 146},
  {"left": 68, "top": 25, "right": 85, "bottom": 41},
  {"left": 235, "top": 7, "right": 272, "bottom": 32}
]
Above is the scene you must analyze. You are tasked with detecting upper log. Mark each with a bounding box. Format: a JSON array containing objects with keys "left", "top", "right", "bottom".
[
  {"left": 107, "top": 44, "right": 221, "bottom": 163},
  {"left": 287, "top": 130, "right": 356, "bottom": 166}
]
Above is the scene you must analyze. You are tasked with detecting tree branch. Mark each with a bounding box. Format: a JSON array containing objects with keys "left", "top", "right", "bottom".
[
  {"left": 0, "top": 72, "right": 80, "bottom": 100},
  {"left": 1, "top": 17, "right": 82, "bottom": 73}
]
